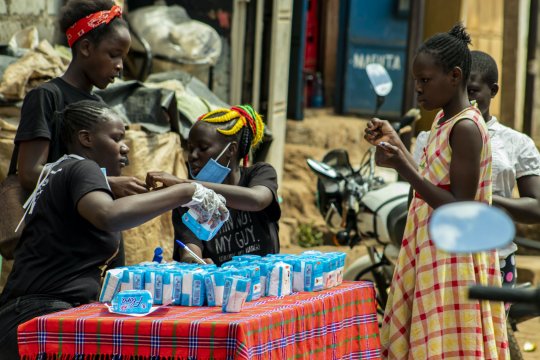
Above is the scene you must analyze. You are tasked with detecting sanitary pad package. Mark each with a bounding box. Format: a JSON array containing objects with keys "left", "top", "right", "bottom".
[
  {"left": 171, "top": 270, "right": 184, "bottom": 305},
  {"left": 181, "top": 269, "right": 206, "bottom": 306},
  {"left": 182, "top": 209, "right": 225, "bottom": 241},
  {"left": 145, "top": 270, "right": 173, "bottom": 305},
  {"left": 99, "top": 268, "right": 124, "bottom": 302},
  {"left": 204, "top": 270, "right": 230, "bottom": 306},
  {"left": 120, "top": 268, "right": 145, "bottom": 292},
  {"left": 266, "top": 261, "right": 292, "bottom": 296},
  {"left": 222, "top": 275, "right": 251, "bottom": 313},
  {"left": 111, "top": 290, "right": 153, "bottom": 315},
  {"left": 292, "top": 258, "right": 324, "bottom": 292}
]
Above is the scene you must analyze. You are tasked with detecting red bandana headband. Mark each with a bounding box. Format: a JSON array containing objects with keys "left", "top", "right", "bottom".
[{"left": 66, "top": 5, "right": 122, "bottom": 48}]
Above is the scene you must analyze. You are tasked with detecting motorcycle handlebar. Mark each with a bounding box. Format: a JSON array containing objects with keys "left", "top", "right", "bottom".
[{"left": 468, "top": 285, "right": 540, "bottom": 305}]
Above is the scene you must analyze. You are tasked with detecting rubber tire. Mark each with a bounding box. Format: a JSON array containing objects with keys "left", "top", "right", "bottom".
[{"left": 507, "top": 321, "right": 524, "bottom": 360}]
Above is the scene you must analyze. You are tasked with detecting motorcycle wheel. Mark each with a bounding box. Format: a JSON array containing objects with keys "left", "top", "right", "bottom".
[
  {"left": 354, "top": 263, "right": 391, "bottom": 324},
  {"left": 507, "top": 322, "right": 523, "bottom": 360}
]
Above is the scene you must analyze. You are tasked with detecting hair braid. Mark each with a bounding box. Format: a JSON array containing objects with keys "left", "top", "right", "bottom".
[
  {"left": 60, "top": 100, "right": 115, "bottom": 145},
  {"left": 198, "top": 105, "right": 264, "bottom": 166},
  {"left": 419, "top": 22, "right": 472, "bottom": 84}
]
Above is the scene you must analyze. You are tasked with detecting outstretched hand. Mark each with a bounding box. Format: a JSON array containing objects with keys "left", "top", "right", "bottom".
[
  {"left": 364, "top": 118, "right": 400, "bottom": 146},
  {"left": 183, "top": 183, "right": 230, "bottom": 228},
  {"left": 108, "top": 176, "right": 149, "bottom": 198},
  {"left": 146, "top": 171, "right": 187, "bottom": 190}
]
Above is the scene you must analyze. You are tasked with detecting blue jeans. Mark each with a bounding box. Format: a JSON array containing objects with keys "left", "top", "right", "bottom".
[{"left": 0, "top": 295, "right": 74, "bottom": 360}]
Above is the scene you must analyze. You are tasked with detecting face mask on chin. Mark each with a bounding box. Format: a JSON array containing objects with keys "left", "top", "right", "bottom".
[{"left": 189, "top": 142, "right": 232, "bottom": 183}]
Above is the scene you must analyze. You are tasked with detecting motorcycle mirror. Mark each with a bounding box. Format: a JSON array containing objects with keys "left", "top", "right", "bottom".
[
  {"left": 366, "top": 63, "right": 393, "bottom": 97},
  {"left": 429, "top": 201, "right": 515, "bottom": 253},
  {"left": 306, "top": 158, "right": 343, "bottom": 181}
]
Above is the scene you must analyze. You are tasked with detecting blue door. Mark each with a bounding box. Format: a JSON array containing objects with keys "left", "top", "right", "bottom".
[{"left": 336, "top": 0, "right": 409, "bottom": 119}]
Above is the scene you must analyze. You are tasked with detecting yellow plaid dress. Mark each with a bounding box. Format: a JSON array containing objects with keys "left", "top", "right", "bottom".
[{"left": 381, "top": 106, "right": 508, "bottom": 359}]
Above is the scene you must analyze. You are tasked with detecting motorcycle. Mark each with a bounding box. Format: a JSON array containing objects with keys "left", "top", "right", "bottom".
[
  {"left": 306, "top": 63, "right": 419, "bottom": 313},
  {"left": 431, "top": 202, "right": 540, "bottom": 360}
]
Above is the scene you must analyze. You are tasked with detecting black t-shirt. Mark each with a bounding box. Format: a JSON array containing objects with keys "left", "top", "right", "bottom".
[
  {"left": 13, "top": 78, "right": 126, "bottom": 268},
  {"left": 15, "top": 77, "right": 102, "bottom": 162},
  {"left": 0, "top": 159, "right": 120, "bottom": 306},
  {"left": 173, "top": 162, "right": 281, "bottom": 266}
]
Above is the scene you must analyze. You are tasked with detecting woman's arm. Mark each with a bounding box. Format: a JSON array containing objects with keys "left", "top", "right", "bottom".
[
  {"left": 77, "top": 183, "right": 196, "bottom": 232},
  {"left": 192, "top": 183, "right": 273, "bottom": 211},
  {"left": 17, "top": 139, "right": 49, "bottom": 191},
  {"left": 492, "top": 175, "right": 540, "bottom": 223},
  {"left": 146, "top": 172, "right": 274, "bottom": 212}
]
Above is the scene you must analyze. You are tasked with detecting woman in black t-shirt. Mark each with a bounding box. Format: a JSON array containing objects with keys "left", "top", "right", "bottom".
[
  {"left": 0, "top": 101, "right": 228, "bottom": 358},
  {"left": 16, "top": 0, "right": 147, "bottom": 197},
  {"left": 146, "top": 105, "right": 281, "bottom": 266},
  {"left": 14, "top": 0, "right": 149, "bottom": 269}
]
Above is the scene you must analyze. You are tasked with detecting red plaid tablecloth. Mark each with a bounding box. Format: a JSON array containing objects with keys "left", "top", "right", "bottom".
[{"left": 18, "top": 281, "right": 381, "bottom": 359}]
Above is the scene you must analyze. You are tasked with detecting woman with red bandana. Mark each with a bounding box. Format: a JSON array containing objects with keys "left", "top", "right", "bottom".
[{"left": 12, "top": 0, "right": 147, "bottom": 267}]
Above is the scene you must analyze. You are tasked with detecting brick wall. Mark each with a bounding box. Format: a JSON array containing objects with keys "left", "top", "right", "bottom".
[{"left": 0, "top": 0, "right": 62, "bottom": 44}]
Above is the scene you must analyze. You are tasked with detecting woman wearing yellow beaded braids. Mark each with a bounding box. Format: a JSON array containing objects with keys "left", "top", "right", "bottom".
[{"left": 146, "top": 105, "right": 281, "bottom": 265}]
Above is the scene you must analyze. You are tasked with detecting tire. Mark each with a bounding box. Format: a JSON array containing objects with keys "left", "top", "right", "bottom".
[
  {"left": 354, "top": 264, "right": 391, "bottom": 325},
  {"left": 507, "top": 321, "right": 523, "bottom": 360}
]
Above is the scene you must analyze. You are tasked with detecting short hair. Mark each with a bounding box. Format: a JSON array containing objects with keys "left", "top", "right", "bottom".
[
  {"left": 197, "top": 105, "right": 265, "bottom": 166},
  {"left": 471, "top": 50, "right": 499, "bottom": 86},
  {"left": 418, "top": 23, "right": 472, "bottom": 84},
  {"left": 60, "top": 100, "right": 118, "bottom": 146},
  {"left": 59, "top": 0, "right": 127, "bottom": 49}
]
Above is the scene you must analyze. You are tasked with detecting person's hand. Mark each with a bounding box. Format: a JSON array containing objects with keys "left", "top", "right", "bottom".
[
  {"left": 183, "top": 183, "right": 229, "bottom": 225},
  {"left": 364, "top": 118, "right": 400, "bottom": 146},
  {"left": 374, "top": 141, "right": 407, "bottom": 170},
  {"left": 108, "top": 176, "right": 149, "bottom": 198},
  {"left": 146, "top": 171, "right": 187, "bottom": 189},
  {"left": 208, "top": 194, "right": 229, "bottom": 229}
]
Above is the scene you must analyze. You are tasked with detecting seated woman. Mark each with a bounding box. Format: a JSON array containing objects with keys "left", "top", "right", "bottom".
[
  {"left": 147, "top": 105, "right": 281, "bottom": 266},
  {"left": 0, "top": 100, "right": 227, "bottom": 358}
]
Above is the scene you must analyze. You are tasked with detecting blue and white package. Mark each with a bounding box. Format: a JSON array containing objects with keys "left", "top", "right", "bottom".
[
  {"left": 171, "top": 271, "right": 183, "bottom": 305},
  {"left": 182, "top": 208, "right": 225, "bottom": 241},
  {"left": 111, "top": 290, "right": 153, "bottom": 315},
  {"left": 120, "top": 268, "right": 145, "bottom": 292},
  {"left": 99, "top": 268, "right": 125, "bottom": 302},
  {"left": 326, "top": 252, "right": 346, "bottom": 286},
  {"left": 145, "top": 270, "right": 173, "bottom": 305},
  {"left": 222, "top": 276, "right": 251, "bottom": 313},
  {"left": 181, "top": 269, "right": 206, "bottom": 306},
  {"left": 255, "top": 261, "right": 270, "bottom": 295},
  {"left": 244, "top": 265, "right": 261, "bottom": 301},
  {"left": 292, "top": 258, "right": 324, "bottom": 292},
  {"left": 266, "top": 261, "right": 292, "bottom": 296},
  {"left": 204, "top": 270, "right": 230, "bottom": 306},
  {"left": 319, "top": 256, "right": 336, "bottom": 289}
]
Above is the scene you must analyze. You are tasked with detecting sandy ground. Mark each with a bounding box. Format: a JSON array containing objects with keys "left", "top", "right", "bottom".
[{"left": 282, "top": 108, "right": 540, "bottom": 358}]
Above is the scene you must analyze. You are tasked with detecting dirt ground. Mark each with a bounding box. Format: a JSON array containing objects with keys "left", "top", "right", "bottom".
[{"left": 282, "top": 108, "right": 540, "bottom": 358}]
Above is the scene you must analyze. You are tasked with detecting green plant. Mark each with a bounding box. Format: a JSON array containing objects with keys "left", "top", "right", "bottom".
[{"left": 296, "top": 222, "right": 324, "bottom": 248}]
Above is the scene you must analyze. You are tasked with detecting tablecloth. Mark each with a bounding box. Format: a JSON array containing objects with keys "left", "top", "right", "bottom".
[{"left": 18, "top": 281, "right": 381, "bottom": 359}]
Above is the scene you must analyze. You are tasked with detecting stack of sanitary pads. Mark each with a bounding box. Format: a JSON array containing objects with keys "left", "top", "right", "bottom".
[{"left": 100, "top": 251, "right": 346, "bottom": 313}]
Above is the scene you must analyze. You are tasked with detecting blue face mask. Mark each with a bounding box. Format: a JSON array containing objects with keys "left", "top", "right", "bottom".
[{"left": 189, "top": 143, "right": 232, "bottom": 183}]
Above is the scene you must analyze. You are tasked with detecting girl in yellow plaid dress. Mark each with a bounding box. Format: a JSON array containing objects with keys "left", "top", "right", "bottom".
[{"left": 364, "top": 24, "right": 508, "bottom": 359}]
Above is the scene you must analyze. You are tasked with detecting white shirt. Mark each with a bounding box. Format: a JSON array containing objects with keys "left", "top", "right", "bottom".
[{"left": 413, "top": 116, "right": 540, "bottom": 257}]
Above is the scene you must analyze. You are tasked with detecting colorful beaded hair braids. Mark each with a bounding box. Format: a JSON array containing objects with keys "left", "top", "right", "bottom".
[{"left": 198, "top": 105, "right": 264, "bottom": 167}]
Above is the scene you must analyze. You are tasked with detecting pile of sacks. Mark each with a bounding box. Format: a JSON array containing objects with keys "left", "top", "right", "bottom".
[{"left": 100, "top": 251, "right": 346, "bottom": 313}]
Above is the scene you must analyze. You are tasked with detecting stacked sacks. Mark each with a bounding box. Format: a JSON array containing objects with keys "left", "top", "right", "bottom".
[{"left": 99, "top": 251, "right": 346, "bottom": 313}]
